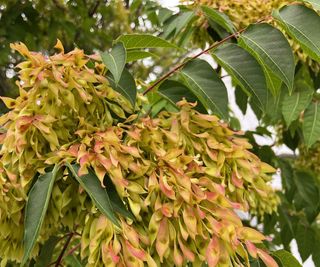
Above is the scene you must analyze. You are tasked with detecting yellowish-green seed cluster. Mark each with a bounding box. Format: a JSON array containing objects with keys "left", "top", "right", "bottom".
[{"left": 0, "top": 43, "right": 279, "bottom": 266}]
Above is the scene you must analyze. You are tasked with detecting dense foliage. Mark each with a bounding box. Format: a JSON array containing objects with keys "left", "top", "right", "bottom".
[{"left": 0, "top": 0, "right": 320, "bottom": 266}]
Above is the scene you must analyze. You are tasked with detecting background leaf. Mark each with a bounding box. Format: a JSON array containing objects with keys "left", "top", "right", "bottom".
[
  {"left": 273, "top": 5, "right": 320, "bottom": 61},
  {"left": 212, "top": 43, "right": 268, "bottom": 112},
  {"left": 281, "top": 87, "right": 312, "bottom": 126},
  {"left": 101, "top": 43, "right": 126, "bottom": 85},
  {"left": 116, "top": 34, "right": 178, "bottom": 49},
  {"left": 302, "top": 101, "right": 320, "bottom": 147},
  {"left": 107, "top": 68, "right": 137, "bottom": 109},
  {"left": 201, "top": 5, "right": 236, "bottom": 33},
  {"left": 239, "top": 23, "right": 295, "bottom": 94},
  {"left": 34, "top": 236, "right": 59, "bottom": 267},
  {"left": 126, "top": 50, "right": 157, "bottom": 62},
  {"left": 66, "top": 163, "right": 119, "bottom": 227},
  {"left": 21, "top": 165, "right": 61, "bottom": 266},
  {"left": 272, "top": 250, "right": 302, "bottom": 267},
  {"left": 180, "top": 59, "right": 229, "bottom": 120}
]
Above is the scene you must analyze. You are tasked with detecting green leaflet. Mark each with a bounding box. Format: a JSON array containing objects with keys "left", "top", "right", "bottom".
[
  {"left": 201, "top": 5, "right": 236, "bottom": 33},
  {"left": 212, "top": 43, "right": 268, "bottom": 112},
  {"left": 180, "top": 59, "right": 229, "bottom": 120},
  {"left": 66, "top": 163, "right": 120, "bottom": 227},
  {"left": 239, "top": 23, "right": 295, "bottom": 95},
  {"left": 273, "top": 4, "right": 320, "bottom": 61},
  {"left": 21, "top": 165, "right": 61, "bottom": 266},
  {"left": 116, "top": 34, "right": 178, "bottom": 49},
  {"left": 272, "top": 250, "right": 302, "bottom": 267},
  {"left": 101, "top": 43, "right": 126, "bottom": 85},
  {"left": 302, "top": 101, "right": 320, "bottom": 147}
]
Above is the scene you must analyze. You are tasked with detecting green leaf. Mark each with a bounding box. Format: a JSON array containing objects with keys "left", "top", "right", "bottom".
[
  {"left": 107, "top": 68, "right": 137, "bottom": 109},
  {"left": 21, "top": 165, "right": 61, "bottom": 266},
  {"left": 212, "top": 43, "right": 268, "bottom": 112},
  {"left": 294, "top": 170, "right": 320, "bottom": 208},
  {"left": 66, "top": 163, "right": 119, "bottom": 227},
  {"left": 295, "top": 225, "right": 315, "bottom": 262},
  {"left": 302, "top": 101, "right": 320, "bottom": 147},
  {"left": 126, "top": 50, "right": 157, "bottom": 62},
  {"left": 174, "top": 11, "right": 195, "bottom": 37},
  {"left": 272, "top": 250, "right": 302, "bottom": 267},
  {"left": 103, "top": 175, "right": 135, "bottom": 221},
  {"left": 201, "top": 6, "right": 236, "bottom": 33},
  {"left": 64, "top": 254, "right": 83, "bottom": 267},
  {"left": 158, "top": 79, "right": 206, "bottom": 113},
  {"left": 35, "top": 236, "right": 59, "bottom": 267},
  {"left": 116, "top": 34, "right": 178, "bottom": 49},
  {"left": 101, "top": 43, "right": 126, "bottom": 85},
  {"left": 273, "top": 5, "right": 320, "bottom": 61},
  {"left": 180, "top": 59, "right": 229, "bottom": 120},
  {"left": 239, "top": 23, "right": 295, "bottom": 94},
  {"left": 235, "top": 86, "right": 248, "bottom": 115},
  {"left": 281, "top": 87, "right": 313, "bottom": 126}
]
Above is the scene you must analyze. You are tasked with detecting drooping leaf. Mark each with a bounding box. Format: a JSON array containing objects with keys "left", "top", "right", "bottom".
[
  {"left": 273, "top": 5, "right": 320, "bottom": 61},
  {"left": 158, "top": 79, "right": 206, "bottom": 113},
  {"left": 126, "top": 50, "right": 157, "bottom": 62},
  {"left": 104, "top": 175, "right": 135, "bottom": 220},
  {"left": 35, "top": 236, "right": 59, "bottom": 267},
  {"left": 116, "top": 34, "right": 178, "bottom": 49},
  {"left": 101, "top": 43, "right": 126, "bottom": 85},
  {"left": 239, "top": 23, "right": 295, "bottom": 94},
  {"left": 107, "top": 68, "right": 137, "bottom": 109},
  {"left": 66, "top": 163, "right": 119, "bottom": 227},
  {"left": 212, "top": 43, "right": 268, "bottom": 112},
  {"left": 272, "top": 250, "right": 302, "bottom": 267},
  {"left": 302, "top": 101, "right": 320, "bottom": 147},
  {"left": 281, "top": 86, "right": 313, "bottom": 126},
  {"left": 294, "top": 170, "right": 320, "bottom": 209},
  {"left": 201, "top": 6, "right": 236, "bottom": 33},
  {"left": 180, "top": 59, "right": 229, "bottom": 120},
  {"left": 21, "top": 165, "right": 61, "bottom": 266}
]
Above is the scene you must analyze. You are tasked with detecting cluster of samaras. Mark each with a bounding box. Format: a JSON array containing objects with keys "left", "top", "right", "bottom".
[{"left": 0, "top": 42, "right": 278, "bottom": 266}]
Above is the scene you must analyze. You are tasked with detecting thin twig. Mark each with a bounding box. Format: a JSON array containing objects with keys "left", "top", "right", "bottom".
[
  {"left": 66, "top": 243, "right": 81, "bottom": 257},
  {"left": 142, "top": 15, "right": 273, "bottom": 96},
  {"left": 54, "top": 232, "right": 74, "bottom": 267},
  {"left": 142, "top": 29, "right": 244, "bottom": 95}
]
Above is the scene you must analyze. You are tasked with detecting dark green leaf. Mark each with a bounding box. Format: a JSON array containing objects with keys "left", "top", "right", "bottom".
[
  {"left": 116, "top": 34, "right": 178, "bottom": 49},
  {"left": 64, "top": 254, "right": 83, "bottom": 267},
  {"left": 66, "top": 163, "right": 119, "bottom": 227},
  {"left": 107, "top": 68, "right": 137, "bottom": 109},
  {"left": 126, "top": 50, "right": 157, "bottom": 62},
  {"left": 35, "top": 236, "right": 59, "bottom": 267},
  {"left": 294, "top": 170, "right": 320, "bottom": 208},
  {"left": 212, "top": 43, "right": 268, "bottom": 112},
  {"left": 281, "top": 87, "right": 313, "bottom": 126},
  {"left": 235, "top": 86, "right": 248, "bottom": 114},
  {"left": 201, "top": 5, "right": 236, "bottom": 33},
  {"left": 158, "top": 79, "right": 206, "bottom": 113},
  {"left": 101, "top": 43, "right": 126, "bottom": 85},
  {"left": 295, "top": 224, "right": 315, "bottom": 262},
  {"left": 302, "top": 101, "right": 320, "bottom": 147},
  {"left": 174, "top": 11, "right": 195, "bottom": 37},
  {"left": 272, "top": 250, "right": 302, "bottom": 267},
  {"left": 180, "top": 59, "right": 229, "bottom": 120},
  {"left": 21, "top": 165, "right": 61, "bottom": 266},
  {"left": 273, "top": 5, "right": 320, "bottom": 61},
  {"left": 239, "top": 23, "right": 295, "bottom": 94},
  {"left": 104, "top": 175, "right": 135, "bottom": 220}
]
